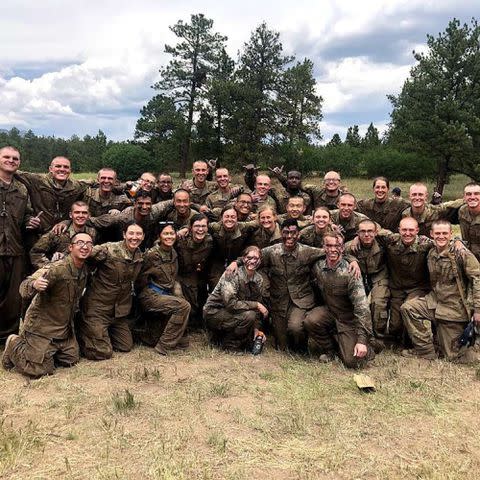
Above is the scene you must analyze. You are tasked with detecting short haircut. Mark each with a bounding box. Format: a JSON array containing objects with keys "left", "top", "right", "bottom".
[
  {"left": 338, "top": 192, "right": 356, "bottom": 203},
  {"left": 0, "top": 145, "right": 20, "bottom": 156},
  {"left": 237, "top": 192, "right": 253, "bottom": 201},
  {"left": 135, "top": 191, "right": 152, "bottom": 201},
  {"left": 281, "top": 218, "right": 299, "bottom": 230},
  {"left": 242, "top": 245, "right": 262, "bottom": 258},
  {"left": 323, "top": 232, "right": 345, "bottom": 245},
  {"left": 464, "top": 182, "right": 480, "bottom": 190},
  {"left": 399, "top": 216, "right": 419, "bottom": 228},
  {"left": 287, "top": 196, "right": 305, "bottom": 205},
  {"left": 313, "top": 206, "right": 331, "bottom": 217},
  {"left": 221, "top": 205, "right": 238, "bottom": 217},
  {"left": 258, "top": 204, "right": 277, "bottom": 216},
  {"left": 173, "top": 188, "right": 191, "bottom": 199},
  {"left": 431, "top": 219, "right": 452, "bottom": 230},
  {"left": 357, "top": 219, "right": 377, "bottom": 231},
  {"left": 70, "top": 201, "right": 89, "bottom": 211},
  {"left": 158, "top": 221, "right": 176, "bottom": 234},
  {"left": 70, "top": 232, "right": 93, "bottom": 244}
]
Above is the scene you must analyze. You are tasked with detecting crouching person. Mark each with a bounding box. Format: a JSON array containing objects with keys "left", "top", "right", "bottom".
[
  {"left": 204, "top": 246, "right": 268, "bottom": 352},
  {"left": 2, "top": 233, "right": 92, "bottom": 377},
  {"left": 77, "top": 223, "right": 144, "bottom": 360},
  {"left": 312, "top": 233, "right": 375, "bottom": 368},
  {"left": 401, "top": 220, "right": 480, "bottom": 362},
  {"left": 136, "top": 222, "right": 191, "bottom": 355}
]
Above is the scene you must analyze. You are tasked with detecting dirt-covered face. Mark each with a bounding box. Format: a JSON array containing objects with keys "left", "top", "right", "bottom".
[
  {"left": 159, "top": 225, "right": 176, "bottom": 249},
  {"left": 123, "top": 224, "right": 144, "bottom": 251},
  {"left": 157, "top": 175, "right": 173, "bottom": 193},
  {"left": 324, "top": 235, "right": 344, "bottom": 266},
  {"left": 373, "top": 180, "right": 389, "bottom": 202},
  {"left": 49, "top": 157, "right": 71, "bottom": 182},
  {"left": 281, "top": 225, "right": 299, "bottom": 250},
  {"left": 357, "top": 221, "right": 377, "bottom": 247},
  {"left": 191, "top": 218, "right": 208, "bottom": 242},
  {"left": 135, "top": 197, "right": 152, "bottom": 216}
]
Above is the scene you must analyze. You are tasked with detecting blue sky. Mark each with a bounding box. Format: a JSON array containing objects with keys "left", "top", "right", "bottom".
[{"left": 1, "top": 0, "right": 478, "bottom": 142}]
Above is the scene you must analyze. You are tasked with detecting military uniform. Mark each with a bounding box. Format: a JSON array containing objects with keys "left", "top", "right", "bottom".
[
  {"left": 0, "top": 178, "right": 33, "bottom": 338},
  {"left": 165, "top": 208, "right": 197, "bottom": 230},
  {"left": 357, "top": 197, "right": 409, "bottom": 232},
  {"left": 401, "top": 199, "right": 463, "bottom": 237},
  {"left": 3, "top": 255, "right": 87, "bottom": 377},
  {"left": 298, "top": 225, "right": 335, "bottom": 248},
  {"left": 83, "top": 186, "right": 131, "bottom": 217},
  {"left": 204, "top": 266, "right": 269, "bottom": 350},
  {"left": 30, "top": 221, "right": 97, "bottom": 270},
  {"left": 330, "top": 210, "right": 379, "bottom": 242},
  {"left": 458, "top": 205, "right": 480, "bottom": 261},
  {"left": 137, "top": 246, "right": 190, "bottom": 353},
  {"left": 302, "top": 185, "right": 342, "bottom": 210},
  {"left": 345, "top": 238, "right": 390, "bottom": 336},
  {"left": 209, "top": 221, "right": 258, "bottom": 287},
  {"left": 90, "top": 200, "right": 173, "bottom": 249},
  {"left": 15, "top": 172, "right": 89, "bottom": 233},
  {"left": 270, "top": 187, "right": 312, "bottom": 215},
  {"left": 401, "top": 246, "right": 480, "bottom": 361},
  {"left": 312, "top": 257, "right": 374, "bottom": 368},
  {"left": 205, "top": 187, "right": 241, "bottom": 219},
  {"left": 176, "top": 233, "right": 213, "bottom": 328},
  {"left": 381, "top": 233, "right": 432, "bottom": 339},
  {"left": 187, "top": 180, "right": 217, "bottom": 210},
  {"left": 277, "top": 214, "right": 311, "bottom": 230},
  {"left": 78, "top": 241, "right": 143, "bottom": 360},
  {"left": 260, "top": 243, "right": 325, "bottom": 350},
  {"left": 249, "top": 223, "right": 282, "bottom": 249}
]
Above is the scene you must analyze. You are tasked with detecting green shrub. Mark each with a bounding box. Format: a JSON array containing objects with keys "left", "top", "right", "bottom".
[{"left": 102, "top": 143, "right": 154, "bottom": 181}]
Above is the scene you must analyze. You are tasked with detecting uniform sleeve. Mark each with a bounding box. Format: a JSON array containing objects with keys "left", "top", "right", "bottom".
[
  {"left": 462, "top": 251, "right": 480, "bottom": 314},
  {"left": 19, "top": 264, "right": 57, "bottom": 300},
  {"left": 222, "top": 274, "right": 259, "bottom": 312},
  {"left": 151, "top": 200, "right": 174, "bottom": 220},
  {"left": 348, "top": 275, "right": 373, "bottom": 344},
  {"left": 29, "top": 231, "right": 58, "bottom": 270},
  {"left": 90, "top": 212, "right": 123, "bottom": 229}
]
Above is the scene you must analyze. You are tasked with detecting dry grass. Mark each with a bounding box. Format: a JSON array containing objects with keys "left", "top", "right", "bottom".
[{"left": 1, "top": 334, "right": 479, "bottom": 480}]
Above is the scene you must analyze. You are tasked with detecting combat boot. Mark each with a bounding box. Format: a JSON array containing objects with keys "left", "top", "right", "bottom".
[{"left": 2, "top": 334, "right": 20, "bottom": 370}]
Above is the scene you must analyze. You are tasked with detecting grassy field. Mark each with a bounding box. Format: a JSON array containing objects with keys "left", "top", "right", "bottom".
[{"left": 1, "top": 334, "right": 480, "bottom": 479}]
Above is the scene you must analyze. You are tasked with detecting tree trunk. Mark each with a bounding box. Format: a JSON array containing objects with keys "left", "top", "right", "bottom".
[{"left": 435, "top": 157, "right": 450, "bottom": 195}]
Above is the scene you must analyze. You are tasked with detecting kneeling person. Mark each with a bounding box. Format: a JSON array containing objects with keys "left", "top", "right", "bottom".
[
  {"left": 312, "top": 233, "right": 374, "bottom": 368},
  {"left": 137, "top": 222, "right": 191, "bottom": 355},
  {"left": 204, "top": 246, "right": 268, "bottom": 351},
  {"left": 2, "top": 233, "right": 93, "bottom": 377}
]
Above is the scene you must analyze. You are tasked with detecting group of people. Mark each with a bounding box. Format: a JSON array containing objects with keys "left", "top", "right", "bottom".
[{"left": 1, "top": 144, "right": 479, "bottom": 378}]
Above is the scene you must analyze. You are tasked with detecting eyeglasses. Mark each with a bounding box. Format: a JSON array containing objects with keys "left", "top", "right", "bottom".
[
  {"left": 325, "top": 178, "right": 340, "bottom": 183},
  {"left": 237, "top": 200, "right": 252, "bottom": 205},
  {"left": 72, "top": 240, "right": 93, "bottom": 248}
]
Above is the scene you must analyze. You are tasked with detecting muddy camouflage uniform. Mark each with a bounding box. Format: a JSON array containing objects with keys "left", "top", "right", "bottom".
[
  {"left": 381, "top": 233, "right": 432, "bottom": 340},
  {"left": 345, "top": 238, "right": 390, "bottom": 336},
  {"left": 357, "top": 197, "right": 409, "bottom": 232},
  {"left": 401, "top": 246, "right": 480, "bottom": 361},
  {"left": 401, "top": 199, "right": 463, "bottom": 237},
  {"left": 312, "top": 257, "right": 374, "bottom": 368},
  {"left": 78, "top": 241, "right": 143, "bottom": 360},
  {"left": 299, "top": 225, "right": 335, "bottom": 248},
  {"left": 203, "top": 266, "right": 268, "bottom": 350},
  {"left": 83, "top": 187, "right": 131, "bottom": 217},
  {"left": 249, "top": 223, "right": 282, "bottom": 249},
  {"left": 458, "top": 205, "right": 480, "bottom": 261},
  {"left": 176, "top": 233, "right": 213, "bottom": 328},
  {"left": 330, "top": 210, "right": 379, "bottom": 242},
  {"left": 260, "top": 243, "right": 326, "bottom": 351},
  {"left": 5, "top": 255, "right": 88, "bottom": 377},
  {"left": 137, "top": 246, "right": 190, "bottom": 352},
  {"left": 0, "top": 178, "right": 33, "bottom": 338}
]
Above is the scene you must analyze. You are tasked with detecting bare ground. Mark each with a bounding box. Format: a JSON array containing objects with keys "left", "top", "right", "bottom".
[{"left": 1, "top": 333, "right": 479, "bottom": 480}]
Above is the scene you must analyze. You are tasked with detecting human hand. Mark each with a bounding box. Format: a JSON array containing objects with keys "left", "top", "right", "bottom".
[{"left": 353, "top": 343, "right": 368, "bottom": 358}]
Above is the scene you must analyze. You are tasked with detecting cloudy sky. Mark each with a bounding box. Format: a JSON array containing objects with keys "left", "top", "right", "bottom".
[{"left": 1, "top": 0, "right": 477, "bottom": 143}]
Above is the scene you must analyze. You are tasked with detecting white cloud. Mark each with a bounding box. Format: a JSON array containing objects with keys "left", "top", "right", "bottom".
[{"left": 0, "top": 0, "right": 477, "bottom": 140}]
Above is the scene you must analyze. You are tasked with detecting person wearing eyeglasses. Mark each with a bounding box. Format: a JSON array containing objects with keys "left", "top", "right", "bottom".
[{"left": 2, "top": 233, "right": 93, "bottom": 377}]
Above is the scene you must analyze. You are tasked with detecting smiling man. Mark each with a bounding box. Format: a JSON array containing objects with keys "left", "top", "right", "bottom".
[
  {"left": 401, "top": 220, "right": 480, "bottom": 362},
  {"left": 312, "top": 232, "right": 375, "bottom": 368},
  {"left": 459, "top": 182, "right": 480, "bottom": 260},
  {"left": 2, "top": 232, "right": 93, "bottom": 377}
]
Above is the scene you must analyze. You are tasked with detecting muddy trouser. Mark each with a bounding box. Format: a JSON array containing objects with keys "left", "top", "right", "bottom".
[
  {"left": 389, "top": 287, "right": 428, "bottom": 342},
  {"left": 138, "top": 289, "right": 190, "bottom": 351},
  {"left": 179, "top": 276, "right": 208, "bottom": 330},
  {"left": 0, "top": 255, "right": 25, "bottom": 340},
  {"left": 204, "top": 309, "right": 258, "bottom": 350},
  {"left": 271, "top": 301, "right": 324, "bottom": 352},
  {"left": 9, "top": 331, "right": 79, "bottom": 377},
  {"left": 369, "top": 282, "right": 390, "bottom": 336},
  {"left": 77, "top": 312, "right": 133, "bottom": 360},
  {"left": 401, "top": 296, "right": 473, "bottom": 361},
  {"left": 311, "top": 306, "right": 374, "bottom": 368}
]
